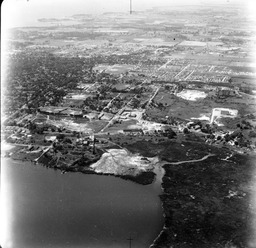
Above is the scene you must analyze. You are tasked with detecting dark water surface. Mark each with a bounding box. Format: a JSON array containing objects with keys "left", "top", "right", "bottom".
[{"left": 1, "top": 159, "right": 164, "bottom": 248}]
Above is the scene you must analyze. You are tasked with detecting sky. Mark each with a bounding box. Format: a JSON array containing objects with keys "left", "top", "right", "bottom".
[{"left": 1, "top": 0, "right": 254, "bottom": 29}]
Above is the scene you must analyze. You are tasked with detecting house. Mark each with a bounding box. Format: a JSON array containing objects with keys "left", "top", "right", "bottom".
[
  {"left": 44, "top": 135, "right": 57, "bottom": 142},
  {"left": 217, "top": 88, "right": 237, "bottom": 98}
]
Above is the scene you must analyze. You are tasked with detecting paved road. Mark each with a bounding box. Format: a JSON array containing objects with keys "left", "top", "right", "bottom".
[
  {"left": 83, "top": 81, "right": 98, "bottom": 93},
  {"left": 34, "top": 145, "right": 53, "bottom": 162},
  {"left": 158, "top": 59, "right": 173, "bottom": 70},
  {"left": 145, "top": 86, "right": 160, "bottom": 109},
  {"left": 174, "top": 64, "right": 189, "bottom": 79},
  {"left": 100, "top": 93, "right": 121, "bottom": 115},
  {"left": 98, "top": 94, "right": 136, "bottom": 133},
  {"left": 168, "top": 153, "right": 215, "bottom": 165}
]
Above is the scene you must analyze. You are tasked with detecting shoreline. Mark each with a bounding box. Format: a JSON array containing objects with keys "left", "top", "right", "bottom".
[
  {"left": 150, "top": 167, "right": 166, "bottom": 248},
  {"left": 2, "top": 144, "right": 158, "bottom": 186},
  {"left": 1, "top": 156, "right": 164, "bottom": 248},
  {"left": 3, "top": 146, "right": 165, "bottom": 247},
  {"left": 4, "top": 140, "right": 252, "bottom": 248},
  {"left": 150, "top": 153, "right": 255, "bottom": 248},
  {"left": 149, "top": 154, "right": 216, "bottom": 248}
]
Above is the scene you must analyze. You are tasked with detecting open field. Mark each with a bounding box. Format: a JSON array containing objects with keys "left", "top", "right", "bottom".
[
  {"left": 104, "top": 119, "right": 138, "bottom": 133},
  {"left": 146, "top": 88, "right": 256, "bottom": 123}
]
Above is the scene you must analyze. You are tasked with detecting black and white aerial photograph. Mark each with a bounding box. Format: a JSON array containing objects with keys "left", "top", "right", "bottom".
[{"left": 1, "top": 0, "right": 256, "bottom": 247}]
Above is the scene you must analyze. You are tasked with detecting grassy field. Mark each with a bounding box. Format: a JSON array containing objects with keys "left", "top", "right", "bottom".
[
  {"left": 87, "top": 120, "right": 108, "bottom": 133},
  {"left": 104, "top": 119, "right": 138, "bottom": 133},
  {"left": 146, "top": 90, "right": 256, "bottom": 122}
]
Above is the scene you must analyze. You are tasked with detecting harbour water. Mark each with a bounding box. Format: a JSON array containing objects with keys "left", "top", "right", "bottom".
[{"left": 1, "top": 158, "right": 164, "bottom": 248}]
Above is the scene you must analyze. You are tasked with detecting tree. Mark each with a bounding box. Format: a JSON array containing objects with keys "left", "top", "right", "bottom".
[
  {"left": 63, "top": 137, "right": 72, "bottom": 144},
  {"left": 36, "top": 126, "right": 44, "bottom": 134},
  {"left": 224, "top": 134, "right": 231, "bottom": 142},
  {"left": 158, "top": 102, "right": 164, "bottom": 109},
  {"left": 183, "top": 128, "right": 189, "bottom": 134},
  {"left": 57, "top": 133, "right": 65, "bottom": 140}
]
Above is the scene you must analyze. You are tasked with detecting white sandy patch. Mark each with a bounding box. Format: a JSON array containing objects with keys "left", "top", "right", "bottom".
[
  {"left": 127, "top": 124, "right": 142, "bottom": 129},
  {"left": 90, "top": 149, "right": 159, "bottom": 175},
  {"left": 140, "top": 121, "right": 163, "bottom": 131},
  {"left": 191, "top": 114, "right": 211, "bottom": 121},
  {"left": 69, "top": 94, "right": 88, "bottom": 100},
  {"left": 176, "top": 90, "right": 207, "bottom": 101}
]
